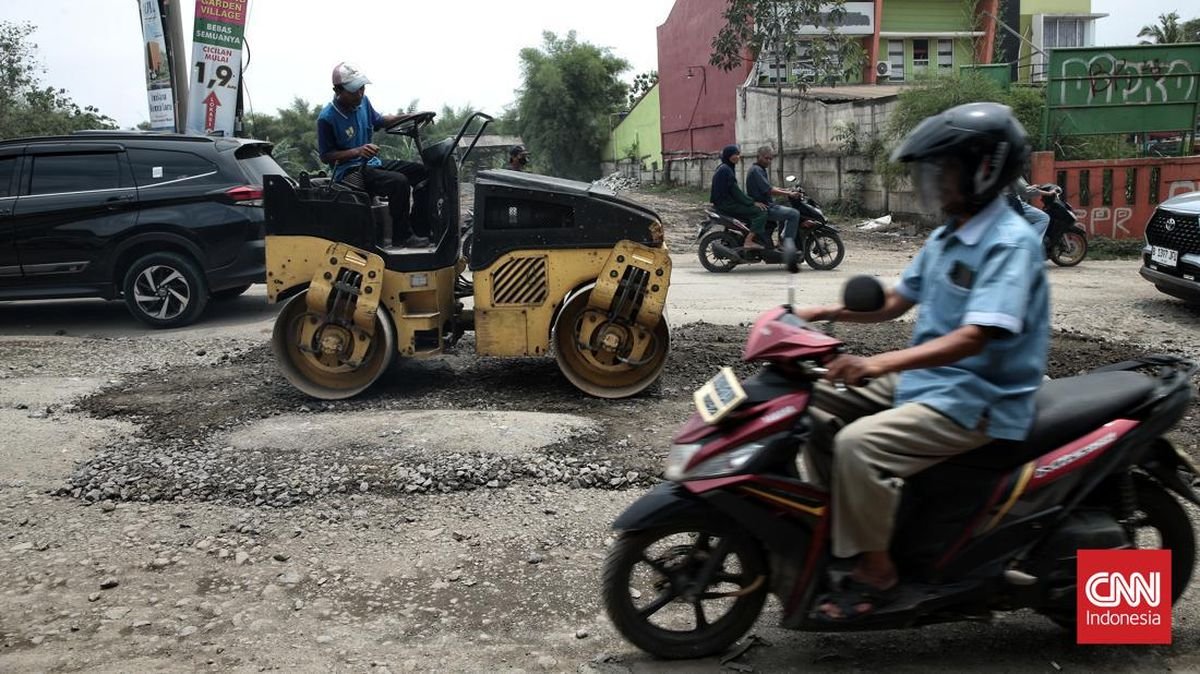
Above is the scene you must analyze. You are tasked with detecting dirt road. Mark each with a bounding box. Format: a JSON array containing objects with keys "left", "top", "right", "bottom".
[{"left": 1, "top": 188, "right": 1199, "bottom": 672}]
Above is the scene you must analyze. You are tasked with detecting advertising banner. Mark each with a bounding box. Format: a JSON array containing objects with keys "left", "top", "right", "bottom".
[
  {"left": 138, "top": 0, "right": 177, "bottom": 131},
  {"left": 186, "top": 0, "right": 249, "bottom": 136}
]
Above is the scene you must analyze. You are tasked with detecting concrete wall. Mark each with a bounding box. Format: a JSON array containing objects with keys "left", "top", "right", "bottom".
[
  {"left": 600, "top": 159, "right": 664, "bottom": 185},
  {"left": 736, "top": 87, "right": 898, "bottom": 153}
]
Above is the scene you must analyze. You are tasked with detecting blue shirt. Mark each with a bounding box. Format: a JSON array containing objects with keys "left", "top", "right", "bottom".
[
  {"left": 746, "top": 163, "right": 772, "bottom": 203},
  {"left": 894, "top": 196, "right": 1050, "bottom": 441},
  {"left": 317, "top": 96, "right": 385, "bottom": 182}
]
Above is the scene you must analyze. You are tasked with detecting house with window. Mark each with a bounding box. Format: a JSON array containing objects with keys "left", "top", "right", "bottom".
[{"left": 1017, "top": 0, "right": 1107, "bottom": 82}]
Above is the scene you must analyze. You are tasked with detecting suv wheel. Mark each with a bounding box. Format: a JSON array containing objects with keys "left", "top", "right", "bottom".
[{"left": 122, "top": 252, "right": 209, "bottom": 328}]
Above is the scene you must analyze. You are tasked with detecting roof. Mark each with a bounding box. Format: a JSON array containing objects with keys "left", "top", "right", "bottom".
[
  {"left": 458, "top": 134, "right": 523, "bottom": 150},
  {"left": 744, "top": 84, "right": 903, "bottom": 103}
]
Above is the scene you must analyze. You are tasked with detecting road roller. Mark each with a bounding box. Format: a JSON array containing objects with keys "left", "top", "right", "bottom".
[{"left": 261, "top": 111, "right": 672, "bottom": 400}]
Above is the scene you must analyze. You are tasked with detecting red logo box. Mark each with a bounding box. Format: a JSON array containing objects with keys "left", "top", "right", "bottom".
[{"left": 1077, "top": 549, "right": 1172, "bottom": 644}]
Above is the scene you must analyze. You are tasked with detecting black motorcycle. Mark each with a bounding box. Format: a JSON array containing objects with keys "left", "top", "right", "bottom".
[
  {"left": 1039, "top": 184, "right": 1089, "bottom": 267},
  {"left": 698, "top": 177, "right": 844, "bottom": 273}
]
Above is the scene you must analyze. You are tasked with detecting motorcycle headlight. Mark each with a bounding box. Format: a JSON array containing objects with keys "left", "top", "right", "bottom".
[{"left": 664, "top": 442, "right": 765, "bottom": 482}]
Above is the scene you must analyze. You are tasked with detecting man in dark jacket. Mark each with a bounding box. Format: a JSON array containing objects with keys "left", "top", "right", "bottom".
[{"left": 710, "top": 145, "right": 768, "bottom": 249}]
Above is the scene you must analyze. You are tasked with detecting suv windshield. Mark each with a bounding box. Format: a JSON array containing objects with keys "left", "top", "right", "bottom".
[{"left": 234, "top": 143, "right": 288, "bottom": 184}]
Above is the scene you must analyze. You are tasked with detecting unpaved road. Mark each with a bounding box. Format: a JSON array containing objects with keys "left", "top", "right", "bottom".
[{"left": 1, "top": 187, "right": 1199, "bottom": 672}]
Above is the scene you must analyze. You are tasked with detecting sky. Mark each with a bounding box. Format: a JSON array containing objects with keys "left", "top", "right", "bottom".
[
  {"left": 2, "top": 0, "right": 1190, "bottom": 129},
  {"left": 5, "top": 0, "right": 678, "bottom": 129}
]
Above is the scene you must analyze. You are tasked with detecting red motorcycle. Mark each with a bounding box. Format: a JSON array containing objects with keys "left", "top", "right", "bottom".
[{"left": 602, "top": 261, "right": 1199, "bottom": 659}]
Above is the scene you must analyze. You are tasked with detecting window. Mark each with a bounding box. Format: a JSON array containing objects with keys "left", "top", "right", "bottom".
[
  {"left": 888, "top": 39, "right": 905, "bottom": 81},
  {"left": 1045, "top": 17, "right": 1085, "bottom": 48},
  {"left": 0, "top": 157, "right": 16, "bottom": 198},
  {"left": 29, "top": 153, "right": 123, "bottom": 195},
  {"left": 127, "top": 148, "right": 218, "bottom": 188},
  {"left": 912, "top": 39, "right": 930, "bottom": 70},
  {"left": 937, "top": 39, "right": 954, "bottom": 70}
]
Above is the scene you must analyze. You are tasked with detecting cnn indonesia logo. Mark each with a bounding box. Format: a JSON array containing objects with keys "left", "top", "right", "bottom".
[{"left": 1077, "top": 550, "right": 1172, "bottom": 644}]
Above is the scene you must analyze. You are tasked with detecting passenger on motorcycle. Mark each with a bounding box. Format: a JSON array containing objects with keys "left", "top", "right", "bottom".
[
  {"left": 709, "top": 145, "right": 769, "bottom": 250},
  {"left": 1007, "top": 176, "right": 1054, "bottom": 239},
  {"left": 746, "top": 146, "right": 802, "bottom": 244},
  {"left": 792, "top": 102, "right": 1050, "bottom": 623}
]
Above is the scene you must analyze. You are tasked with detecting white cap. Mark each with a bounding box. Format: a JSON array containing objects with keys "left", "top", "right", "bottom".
[{"left": 332, "top": 62, "right": 371, "bottom": 92}]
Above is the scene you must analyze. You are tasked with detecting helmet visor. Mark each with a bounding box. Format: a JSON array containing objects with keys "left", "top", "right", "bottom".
[{"left": 909, "top": 161, "right": 945, "bottom": 214}]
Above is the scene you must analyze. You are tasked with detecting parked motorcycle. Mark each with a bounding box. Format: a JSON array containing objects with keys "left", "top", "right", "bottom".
[
  {"left": 698, "top": 177, "right": 844, "bottom": 273},
  {"left": 602, "top": 250, "right": 1197, "bottom": 660},
  {"left": 1039, "top": 184, "right": 1089, "bottom": 267}
]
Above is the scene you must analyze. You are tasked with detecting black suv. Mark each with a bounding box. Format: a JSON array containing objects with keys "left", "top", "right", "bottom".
[
  {"left": 1140, "top": 191, "right": 1200, "bottom": 306},
  {"left": 0, "top": 131, "right": 286, "bottom": 327}
]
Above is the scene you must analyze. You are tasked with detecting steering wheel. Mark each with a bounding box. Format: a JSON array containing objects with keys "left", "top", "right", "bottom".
[{"left": 385, "top": 111, "right": 436, "bottom": 137}]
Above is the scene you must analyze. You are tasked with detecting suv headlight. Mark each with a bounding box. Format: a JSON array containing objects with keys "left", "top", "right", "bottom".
[{"left": 664, "top": 441, "right": 765, "bottom": 482}]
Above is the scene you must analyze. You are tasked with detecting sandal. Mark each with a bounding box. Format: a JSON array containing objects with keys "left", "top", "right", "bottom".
[{"left": 810, "top": 577, "right": 901, "bottom": 624}]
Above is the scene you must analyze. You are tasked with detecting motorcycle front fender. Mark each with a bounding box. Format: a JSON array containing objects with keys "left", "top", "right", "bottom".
[{"left": 612, "top": 482, "right": 725, "bottom": 531}]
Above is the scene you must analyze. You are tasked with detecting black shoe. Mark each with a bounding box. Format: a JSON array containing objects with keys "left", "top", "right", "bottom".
[{"left": 402, "top": 235, "right": 430, "bottom": 248}]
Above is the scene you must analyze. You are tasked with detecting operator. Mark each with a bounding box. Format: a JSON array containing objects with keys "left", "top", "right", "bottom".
[
  {"left": 794, "top": 102, "right": 1050, "bottom": 624},
  {"left": 316, "top": 62, "right": 431, "bottom": 248},
  {"left": 506, "top": 144, "right": 531, "bottom": 171},
  {"left": 709, "top": 145, "right": 768, "bottom": 250},
  {"left": 1007, "top": 176, "right": 1055, "bottom": 240},
  {"left": 746, "top": 146, "right": 802, "bottom": 246}
]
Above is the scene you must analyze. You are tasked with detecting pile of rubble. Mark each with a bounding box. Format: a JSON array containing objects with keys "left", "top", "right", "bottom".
[{"left": 592, "top": 172, "right": 641, "bottom": 192}]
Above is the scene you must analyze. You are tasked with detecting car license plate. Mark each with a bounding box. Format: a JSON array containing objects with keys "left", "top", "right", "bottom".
[
  {"left": 1152, "top": 246, "right": 1178, "bottom": 267},
  {"left": 694, "top": 367, "right": 748, "bottom": 424}
]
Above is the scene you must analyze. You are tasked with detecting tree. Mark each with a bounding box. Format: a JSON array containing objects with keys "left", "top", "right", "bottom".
[
  {"left": 628, "top": 71, "right": 658, "bottom": 109},
  {"left": 711, "top": 0, "right": 864, "bottom": 184},
  {"left": 1185, "top": 17, "right": 1200, "bottom": 42},
  {"left": 1137, "top": 12, "right": 1185, "bottom": 44},
  {"left": 516, "top": 31, "right": 630, "bottom": 180},
  {"left": 0, "top": 21, "right": 115, "bottom": 138}
]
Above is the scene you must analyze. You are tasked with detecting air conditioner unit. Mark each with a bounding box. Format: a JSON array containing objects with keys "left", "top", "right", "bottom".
[{"left": 875, "top": 61, "right": 892, "bottom": 79}]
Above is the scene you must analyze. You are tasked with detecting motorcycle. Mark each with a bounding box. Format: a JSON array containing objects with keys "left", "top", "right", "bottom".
[
  {"left": 698, "top": 176, "right": 845, "bottom": 273},
  {"left": 602, "top": 249, "right": 1198, "bottom": 660},
  {"left": 1039, "top": 184, "right": 1089, "bottom": 267}
]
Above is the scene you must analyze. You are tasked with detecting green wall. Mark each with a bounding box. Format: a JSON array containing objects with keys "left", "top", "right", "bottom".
[
  {"left": 881, "top": 0, "right": 977, "bottom": 33},
  {"left": 603, "top": 84, "right": 663, "bottom": 170}
]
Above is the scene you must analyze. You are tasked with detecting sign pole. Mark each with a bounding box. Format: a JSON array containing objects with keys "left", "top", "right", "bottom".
[{"left": 160, "top": 0, "right": 189, "bottom": 132}]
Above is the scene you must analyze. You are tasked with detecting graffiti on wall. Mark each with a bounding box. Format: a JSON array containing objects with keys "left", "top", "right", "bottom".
[
  {"left": 1059, "top": 54, "right": 1197, "bottom": 106},
  {"left": 1070, "top": 182, "right": 1199, "bottom": 238}
]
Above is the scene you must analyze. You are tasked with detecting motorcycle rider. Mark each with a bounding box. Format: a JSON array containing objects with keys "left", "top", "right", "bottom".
[
  {"left": 710, "top": 145, "right": 769, "bottom": 250},
  {"left": 793, "top": 102, "right": 1050, "bottom": 623},
  {"left": 746, "top": 145, "right": 802, "bottom": 245}
]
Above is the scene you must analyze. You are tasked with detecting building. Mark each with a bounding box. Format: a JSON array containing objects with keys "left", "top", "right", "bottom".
[
  {"left": 657, "top": 0, "right": 754, "bottom": 157},
  {"left": 602, "top": 84, "right": 663, "bottom": 171},
  {"left": 874, "top": 0, "right": 998, "bottom": 84},
  {"left": 1016, "top": 0, "right": 1107, "bottom": 82}
]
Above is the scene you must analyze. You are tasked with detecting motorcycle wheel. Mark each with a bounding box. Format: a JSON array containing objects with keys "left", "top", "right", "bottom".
[
  {"left": 1049, "top": 231, "right": 1087, "bottom": 267},
  {"left": 1045, "top": 478, "right": 1195, "bottom": 629},
  {"left": 804, "top": 227, "right": 845, "bottom": 271},
  {"left": 602, "top": 518, "right": 768, "bottom": 660},
  {"left": 698, "top": 231, "right": 741, "bottom": 273}
]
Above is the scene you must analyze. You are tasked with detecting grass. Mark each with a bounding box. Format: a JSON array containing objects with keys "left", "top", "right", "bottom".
[{"left": 1087, "top": 236, "right": 1145, "bottom": 261}]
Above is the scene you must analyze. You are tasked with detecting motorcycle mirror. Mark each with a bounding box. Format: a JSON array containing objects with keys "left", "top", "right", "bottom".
[
  {"left": 783, "top": 238, "right": 801, "bottom": 274},
  {"left": 785, "top": 175, "right": 797, "bottom": 183},
  {"left": 843, "top": 275, "right": 886, "bottom": 313}
]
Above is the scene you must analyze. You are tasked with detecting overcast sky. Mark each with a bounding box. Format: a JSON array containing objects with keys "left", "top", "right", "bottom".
[{"left": 3, "top": 0, "right": 1189, "bottom": 130}]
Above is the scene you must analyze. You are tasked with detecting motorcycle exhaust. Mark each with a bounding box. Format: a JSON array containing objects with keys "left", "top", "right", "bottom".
[{"left": 711, "top": 242, "right": 742, "bottom": 261}]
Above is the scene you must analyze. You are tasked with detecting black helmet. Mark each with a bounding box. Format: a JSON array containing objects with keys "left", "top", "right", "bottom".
[{"left": 891, "top": 102, "right": 1030, "bottom": 213}]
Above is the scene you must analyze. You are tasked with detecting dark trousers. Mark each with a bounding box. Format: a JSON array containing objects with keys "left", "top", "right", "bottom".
[{"left": 359, "top": 160, "right": 429, "bottom": 239}]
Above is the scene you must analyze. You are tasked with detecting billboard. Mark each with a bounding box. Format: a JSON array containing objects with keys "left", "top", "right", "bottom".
[
  {"left": 137, "top": 0, "right": 177, "bottom": 131},
  {"left": 1047, "top": 44, "right": 1200, "bottom": 137},
  {"left": 185, "top": 0, "right": 249, "bottom": 136}
]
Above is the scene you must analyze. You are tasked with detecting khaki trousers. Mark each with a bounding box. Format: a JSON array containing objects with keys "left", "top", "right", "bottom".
[{"left": 803, "top": 374, "right": 992, "bottom": 558}]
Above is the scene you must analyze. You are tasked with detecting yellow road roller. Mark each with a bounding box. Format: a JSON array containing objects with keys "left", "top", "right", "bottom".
[{"left": 261, "top": 112, "right": 672, "bottom": 400}]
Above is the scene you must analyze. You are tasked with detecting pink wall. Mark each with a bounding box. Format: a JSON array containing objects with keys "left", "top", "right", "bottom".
[{"left": 657, "top": 0, "right": 754, "bottom": 157}]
